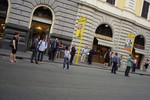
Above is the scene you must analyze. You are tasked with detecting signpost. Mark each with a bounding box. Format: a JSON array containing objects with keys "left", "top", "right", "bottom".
[{"left": 75, "top": 17, "right": 87, "bottom": 64}]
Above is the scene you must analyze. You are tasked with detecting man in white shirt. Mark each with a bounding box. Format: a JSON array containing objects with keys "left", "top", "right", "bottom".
[
  {"left": 80, "top": 46, "right": 88, "bottom": 63},
  {"left": 37, "top": 37, "right": 47, "bottom": 64}
]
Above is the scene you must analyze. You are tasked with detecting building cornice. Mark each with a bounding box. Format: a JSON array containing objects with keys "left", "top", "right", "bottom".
[{"left": 77, "top": 0, "right": 150, "bottom": 31}]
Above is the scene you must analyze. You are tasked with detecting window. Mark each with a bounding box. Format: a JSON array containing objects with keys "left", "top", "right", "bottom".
[
  {"left": 106, "top": 0, "right": 115, "bottom": 5},
  {"left": 141, "top": 1, "right": 149, "bottom": 19}
]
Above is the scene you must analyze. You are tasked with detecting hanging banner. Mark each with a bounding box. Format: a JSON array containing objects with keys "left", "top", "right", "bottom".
[
  {"left": 75, "top": 17, "right": 87, "bottom": 64},
  {"left": 124, "top": 33, "right": 135, "bottom": 53}
]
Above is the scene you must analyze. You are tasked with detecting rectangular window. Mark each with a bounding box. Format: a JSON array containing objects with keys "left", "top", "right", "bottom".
[
  {"left": 106, "top": 0, "right": 115, "bottom": 5},
  {"left": 141, "top": 1, "right": 149, "bottom": 19}
]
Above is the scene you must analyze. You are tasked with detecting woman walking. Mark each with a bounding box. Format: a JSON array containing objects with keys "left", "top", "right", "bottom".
[{"left": 143, "top": 59, "right": 149, "bottom": 72}]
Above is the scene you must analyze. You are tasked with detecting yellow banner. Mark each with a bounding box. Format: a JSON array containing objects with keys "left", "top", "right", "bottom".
[
  {"left": 75, "top": 17, "right": 87, "bottom": 64},
  {"left": 124, "top": 33, "right": 135, "bottom": 53}
]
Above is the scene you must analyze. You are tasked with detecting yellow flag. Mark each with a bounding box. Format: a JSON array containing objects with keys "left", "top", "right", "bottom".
[{"left": 75, "top": 17, "right": 87, "bottom": 64}]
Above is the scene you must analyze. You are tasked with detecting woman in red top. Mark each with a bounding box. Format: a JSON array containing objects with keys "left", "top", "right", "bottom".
[{"left": 56, "top": 41, "right": 63, "bottom": 58}]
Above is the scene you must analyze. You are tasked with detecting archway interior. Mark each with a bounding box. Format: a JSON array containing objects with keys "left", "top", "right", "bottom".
[
  {"left": 93, "top": 24, "right": 113, "bottom": 63},
  {"left": 0, "top": 0, "right": 8, "bottom": 39},
  {"left": 132, "top": 35, "right": 145, "bottom": 69},
  {"left": 28, "top": 6, "right": 52, "bottom": 48}
]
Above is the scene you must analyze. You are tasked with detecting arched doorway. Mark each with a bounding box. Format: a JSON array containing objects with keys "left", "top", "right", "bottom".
[
  {"left": 28, "top": 6, "right": 53, "bottom": 48},
  {"left": 132, "top": 35, "right": 145, "bottom": 69},
  {"left": 0, "top": 0, "right": 8, "bottom": 39},
  {"left": 93, "top": 24, "right": 113, "bottom": 63}
]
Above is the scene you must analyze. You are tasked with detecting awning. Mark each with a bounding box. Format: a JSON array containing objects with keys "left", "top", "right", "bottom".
[
  {"left": 96, "top": 38, "right": 114, "bottom": 47},
  {"left": 134, "top": 48, "right": 146, "bottom": 55}
]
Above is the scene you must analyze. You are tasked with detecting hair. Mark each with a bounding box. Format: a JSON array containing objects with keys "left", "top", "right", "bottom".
[
  {"left": 147, "top": 59, "right": 149, "bottom": 61},
  {"left": 65, "top": 46, "right": 68, "bottom": 50},
  {"left": 15, "top": 32, "right": 19, "bottom": 35}
]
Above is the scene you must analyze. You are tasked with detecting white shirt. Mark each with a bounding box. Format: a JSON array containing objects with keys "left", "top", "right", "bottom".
[
  {"left": 38, "top": 40, "right": 47, "bottom": 51},
  {"left": 64, "top": 50, "right": 70, "bottom": 58},
  {"left": 81, "top": 48, "right": 88, "bottom": 54}
]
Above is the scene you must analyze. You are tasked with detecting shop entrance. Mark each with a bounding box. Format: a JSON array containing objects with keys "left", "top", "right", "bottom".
[
  {"left": 132, "top": 35, "right": 145, "bottom": 69},
  {"left": 132, "top": 48, "right": 143, "bottom": 69},
  {"left": 93, "top": 37, "right": 111, "bottom": 63},
  {"left": 93, "top": 24, "right": 113, "bottom": 63},
  {"left": 28, "top": 6, "right": 53, "bottom": 49}
]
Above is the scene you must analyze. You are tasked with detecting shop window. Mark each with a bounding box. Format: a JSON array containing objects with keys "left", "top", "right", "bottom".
[
  {"left": 134, "top": 35, "right": 145, "bottom": 49},
  {"left": 0, "top": 0, "right": 8, "bottom": 39},
  {"left": 141, "top": 1, "right": 149, "bottom": 19},
  {"left": 106, "top": 0, "right": 115, "bottom": 5}
]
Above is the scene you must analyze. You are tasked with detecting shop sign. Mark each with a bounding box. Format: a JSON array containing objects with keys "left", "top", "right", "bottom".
[{"left": 95, "top": 34, "right": 112, "bottom": 41}]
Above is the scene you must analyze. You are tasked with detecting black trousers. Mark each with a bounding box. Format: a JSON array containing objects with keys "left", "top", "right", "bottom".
[
  {"left": 88, "top": 55, "right": 93, "bottom": 64},
  {"left": 51, "top": 48, "right": 57, "bottom": 61},
  {"left": 38, "top": 51, "right": 44, "bottom": 62},
  {"left": 125, "top": 66, "right": 131, "bottom": 76},
  {"left": 31, "top": 49, "right": 38, "bottom": 62},
  {"left": 70, "top": 54, "right": 75, "bottom": 64},
  {"left": 111, "top": 62, "right": 118, "bottom": 74}
]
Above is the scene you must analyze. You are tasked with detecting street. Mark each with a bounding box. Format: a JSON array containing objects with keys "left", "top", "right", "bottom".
[{"left": 0, "top": 58, "right": 150, "bottom": 100}]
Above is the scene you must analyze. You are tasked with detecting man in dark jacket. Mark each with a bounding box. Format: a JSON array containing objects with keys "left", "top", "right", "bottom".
[
  {"left": 70, "top": 44, "right": 76, "bottom": 65},
  {"left": 30, "top": 35, "right": 40, "bottom": 64},
  {"left": 111, "top": 53, "right": 119, "bottom": 74},
  {"left": 50, "top": 38, "right": 59, "bottom": 61}
]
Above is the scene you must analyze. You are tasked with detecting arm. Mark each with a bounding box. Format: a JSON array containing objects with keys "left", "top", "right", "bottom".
[{"left": 13, "top": 40, "right": 16, "bottom": 49}]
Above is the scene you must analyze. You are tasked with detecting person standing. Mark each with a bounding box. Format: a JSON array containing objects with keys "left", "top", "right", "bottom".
[
  {"left": 37, "top": 37, "right": 47, "bottom": 64},
  {"left": 143, "top": 59, "right": 149, "bottom": 72},
  {"left": 104, "top": 49, "right": 111, "bottom": 67},
  {"left": 51, "top": 38, "right": 59, "bottom": 61},
  {"left": 70, "top": 44, "right": 76, "bottom": 65},
  {"left": 9, "top": 32, "right": 20, "bottom": 62},
  {"left": 132, "top": 59, "right": 137, "bottom": 73},
  {"left": 125, "top": 54, "right": 133, "bottom": 77},
  {"left": 30, "top": 35, "right": 40, "bottom": 64},
  {"left": 63, "top": 46, "right": 70, "bottom": 69},
  {"left": 80, "top": 46, "right": 88, "bottom": 63},
  {"left": 56, "top": 41, "right": 63, "bottom": 58},
  {"left": 88, "top": 48, "right": 94, "bottom": 65},
  {"left": 118, "top": 55, "right": 123, "bottom": 68},
  {"left": 111, "top": 53, "right": 119, "bottom": 74}
]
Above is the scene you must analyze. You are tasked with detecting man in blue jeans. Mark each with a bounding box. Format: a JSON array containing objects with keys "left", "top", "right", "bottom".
[{"left": 111, "top": 53, "right": 119, "bottom": 74}]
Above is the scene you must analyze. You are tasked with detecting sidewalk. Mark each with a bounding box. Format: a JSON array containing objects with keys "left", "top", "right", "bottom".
[{"left": 0, "top": 48, "right": 150, "bottom": 76}]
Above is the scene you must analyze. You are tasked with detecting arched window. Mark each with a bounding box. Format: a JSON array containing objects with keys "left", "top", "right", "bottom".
[
  {"left": 0, "top": 0, "right": 8, "bottom": 39},
  {"left": 95, "top": 24, "right": 113, "bottom": 38},
  {"left": 134, "top": 35, "right": 145, "bottom": 49}
]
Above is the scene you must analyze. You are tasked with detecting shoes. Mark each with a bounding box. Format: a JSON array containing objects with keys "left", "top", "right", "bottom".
[
  {"left": 30, "top": 61, "right": 34, "bottom": 63},
  {"left": 10, "top": 60, "right": 14, "bottom": 63}
]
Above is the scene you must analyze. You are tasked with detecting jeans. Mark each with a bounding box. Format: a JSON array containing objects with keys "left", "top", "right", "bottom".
[
  {"left": 63, "top": 57, "right": 69, "bottom": 69},
  {"left": 111, "top": 62, "right": 118, "bottom": 74},
  {"left": 31, "top": 49, "right": 38, "bottom": 62},
  {"left": 38, "top": 51, "right": 44, "bottom": 62},
  {"left": 125, "top": 66, "right": 131, "bottom": 76}
]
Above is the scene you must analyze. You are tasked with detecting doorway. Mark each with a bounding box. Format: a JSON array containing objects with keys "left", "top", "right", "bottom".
[
  {"left": 93, "top": 37, "right": 111, "bottom": 63},
  {"left": 28, "top": 6, "right": 53, "bottom": 49},
  {"left": 132, "top": 48, "right": 143, "bottom": 69}
]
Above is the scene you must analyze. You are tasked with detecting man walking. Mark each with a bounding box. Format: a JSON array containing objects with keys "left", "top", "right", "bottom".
[
  {"left": 30, "top": 35, "right": 40, "bottom": 64},
  {"left": 50, "top": 38, "right": 59, "bottom": 61},
  {"left": 111, "top": 53, "right": 119, "bottom": 74}
]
